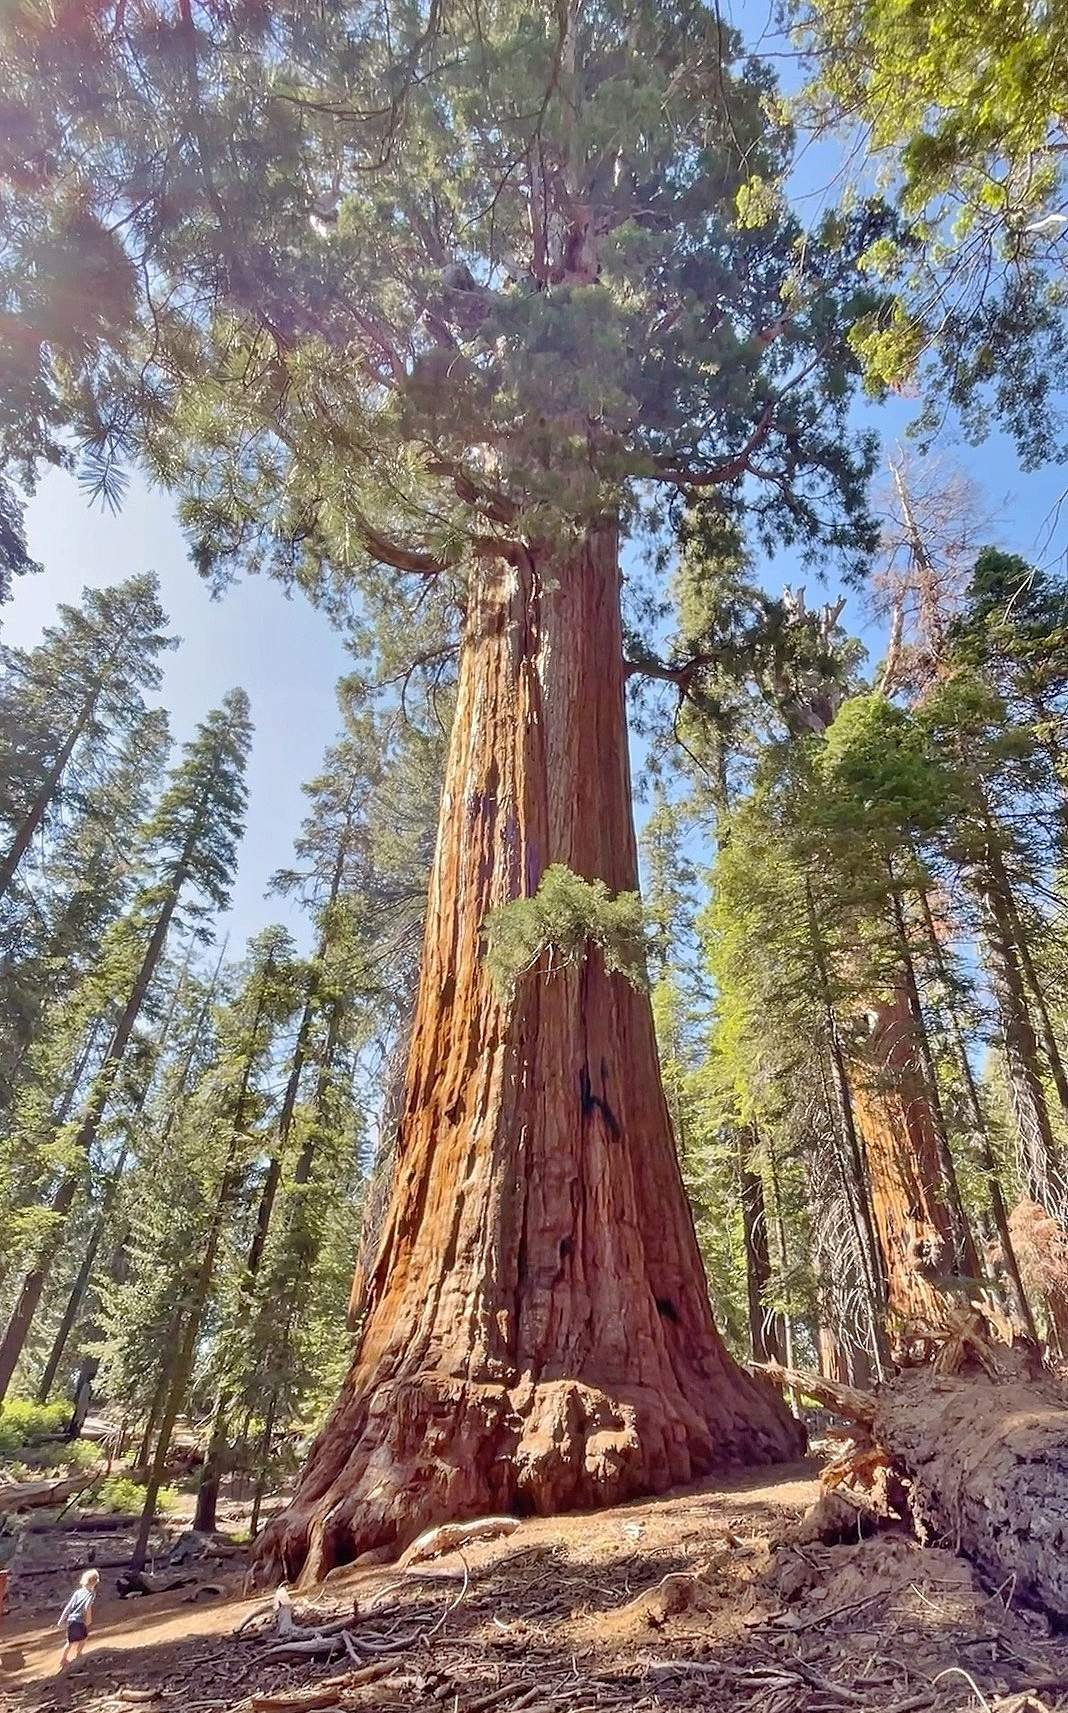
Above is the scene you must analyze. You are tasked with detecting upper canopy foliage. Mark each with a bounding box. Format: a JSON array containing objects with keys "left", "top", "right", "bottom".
[
  {"left": 0, "top": 0, "right": 884, "bottom": 602},
  {"left": 789, "top": 0, "right": 1068, "bottom": 462}
]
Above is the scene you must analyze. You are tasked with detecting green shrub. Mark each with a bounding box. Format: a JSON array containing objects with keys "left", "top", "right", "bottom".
[
  {"left": 62, "top": 1438, "right": 102, "bottom": 1471},
  {"left": 10, "top": 1433, "right": 101, "bottom": 1475},
  {"left": 0, "top": 1399, "right": 70, "bottom": 1454},
  {"left": 95, "top": 1474, "right": 179, "bottom": 1516}
]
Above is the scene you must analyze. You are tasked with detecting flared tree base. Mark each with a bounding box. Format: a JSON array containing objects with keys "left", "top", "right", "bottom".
[{"left": 257, "top": 1368, "right": 803, "bottom": 1585}]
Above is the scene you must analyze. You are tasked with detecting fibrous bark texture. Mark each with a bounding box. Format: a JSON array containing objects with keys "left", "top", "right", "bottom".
[
  {"left": 256, "top": 527, "right": 802, "bottom": 1585},
  {"left": 876, "top": 1365, "right": 1068, "bottom": 1620},
  {"left": 851, "top": 993, "right": 961, "bottom": 1324}
]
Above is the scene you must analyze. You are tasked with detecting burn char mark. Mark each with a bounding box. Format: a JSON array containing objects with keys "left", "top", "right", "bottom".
[
  {"left": 655, "top": 1297, "right": 680, "bottom": 1323},
  {"left": 559, "top": 1236, "right": 573, "bottom": 1261},
  {"left": 579, "top": 1063, "right": 621, "bottom": 1137}
]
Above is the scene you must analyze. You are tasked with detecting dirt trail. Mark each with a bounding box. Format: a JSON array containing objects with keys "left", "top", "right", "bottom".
[
  {"left": 4, "top": 1460, "right": 1068, "bottom": 1713},
  {"left": 0, "top": 1579, "right": 262, "bottom": 1689}
]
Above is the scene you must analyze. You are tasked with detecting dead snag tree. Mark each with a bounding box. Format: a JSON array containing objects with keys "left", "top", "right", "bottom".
[{"left": 0, "top": 0, "right": 884, "bottom": 1575}]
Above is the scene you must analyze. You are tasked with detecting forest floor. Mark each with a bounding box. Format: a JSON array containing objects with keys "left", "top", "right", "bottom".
[{"left": 3, "top": 1459, "right": 1068, "bottom": 1713}]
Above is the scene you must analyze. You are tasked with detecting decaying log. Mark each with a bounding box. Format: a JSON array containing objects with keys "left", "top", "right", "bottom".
[
  {"left": 250, "top": 1664, "right": 393, "bottom": 1712},
  {"left": 260, "top": 1632, "right": 347, "bottom": 1662},
  {"left": 761, "top": 1363, "right": 876, "bottom": 1427},
  {"left": 251, "top": 1691, "right": 342, "bottom": 1713},
  {"left": 116, "top": 1568, "right": 198, "bottom": 1598},
  {"left": 766, "top": 1356, "right": 1068, "bottom": 1620},
  {"left": 875, "top": 1365, "right": 1068, "bottom": 1620},
  {"left": 24, "top": 1510, "right": 140, "bottom": 1534},
  {"left": 0, "top": 1473, "right": 99, "bottom": 1514}
]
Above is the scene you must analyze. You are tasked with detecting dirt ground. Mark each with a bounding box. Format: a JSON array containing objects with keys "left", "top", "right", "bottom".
[{"left": 3, "top": 1460, "right": 1068, "bottom": 1713}]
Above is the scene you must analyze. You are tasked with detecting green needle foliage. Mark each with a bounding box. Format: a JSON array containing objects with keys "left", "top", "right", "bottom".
[
  {"left": 790, "top": 0, "right": 1068, "bottom": 461},
  {"left": 483, "top": 863, "right": 647, "bottom": 1000},
  {"left": 0, "top": 0, "right": 883, "bottom": 609}
]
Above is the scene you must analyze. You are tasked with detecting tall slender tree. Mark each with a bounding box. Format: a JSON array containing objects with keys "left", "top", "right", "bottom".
[
  {"left": 0, "top": 706, "right": 171, "bottom": 1106},
  {"left": 0, "top": 690, "right": 252, "bottom": 1400},
  {"left": 0, "top": 575, "right": 173, "bottom": 904},
  {"left": 130, "top": 924, "right": 300, "bottom": 1567}
]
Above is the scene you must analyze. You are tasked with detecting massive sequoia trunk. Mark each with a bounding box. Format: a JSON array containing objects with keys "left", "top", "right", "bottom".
[
  {"left": 256, "top": 527, "right": 802, "bottom": 1584},
  {"left": 850, "top": 991, "right": 971, "bottom": 1325}
]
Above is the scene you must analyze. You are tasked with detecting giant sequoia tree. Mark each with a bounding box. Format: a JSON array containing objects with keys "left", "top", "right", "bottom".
[{"left": 0, "top": 0, "right": 886, "bottom": 1573}]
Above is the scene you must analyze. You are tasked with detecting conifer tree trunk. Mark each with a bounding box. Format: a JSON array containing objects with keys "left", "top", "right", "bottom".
[
  {"left": 240, "top": 1005, "right": 314, "bottom": 1296},
  {"left": 36, "top": 1140, "right": 130, "bottom": 1402},
  {"left": 850, "top": 987, "right": 966, "bottom": 1323},
  {"left": 0, "top": 1020, "right": 103, "bottom": 1299},
  {"left": 0, "top": 682, "right": 101, "bottom": 904},
  {"left": 133, "top": 1123, "right": 247, "bottom": 1567},
  {"left": 0, "top": 884, "right": 181, "bottom": 1402},
  {"left": 888, "top": 878, "right": 980, "bottom": 1280},
  {"left": 997, "top": 859, "right": 1068, "bottom": 1117},
  {"left": 196, "top": 946, "right": 323, "bottom": 1533},
  {"left": 916, "top": 889, "right": 1037, "bottom": 1340},
  {"left": 256, "top": 527, "right": 802, "bottom": 1585},
  {"left": 804, "top": 882, "right": 889, "bottom": 1342},
  {"left": 132, "top": 1360, "right": 172, "bottom": 1473},
  {"left": 976, "top": 859, "right": 1065, "bottom": 1221},
  {"left": 737, "top": 1132, "right": 782, "bottom": 1365}
]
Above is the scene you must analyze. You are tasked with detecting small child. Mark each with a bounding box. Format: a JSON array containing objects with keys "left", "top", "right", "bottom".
[{"left": 57, "top": 1567, "right": 99, "bottom": 1670}]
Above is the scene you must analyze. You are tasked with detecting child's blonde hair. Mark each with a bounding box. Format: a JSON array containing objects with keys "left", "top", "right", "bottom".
[{"left": 80, "top": 1569, "right": 100, "bottom": 1589}]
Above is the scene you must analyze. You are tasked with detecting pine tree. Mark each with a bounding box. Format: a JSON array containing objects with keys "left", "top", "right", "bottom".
[
  {"left": 0, "top": 690, "right": 252, "bottom": 1400},
  {"left": 0, "top": 705, "right": 171, "bottom": 1106},
  {"left": 201, "top": 685, "right": 445, "bottom": 1529},
  {"left": 88, "top": 949, "right": 229, "bottom": 1450},
  {"left": 871, "top": 463, "right": 1068, "bottom": 1333},
  {"left": 640, "top": 519, "right": 978, "bottom": 1334},
  {"left": 130, "top": 924, "right": 300, "bottom": 1567},
  {"left": 34, "top": 936, "right": 198, "bottom": 1404},
  {"left": 0, "top": 575, "right": 173, "bottom": 905}
]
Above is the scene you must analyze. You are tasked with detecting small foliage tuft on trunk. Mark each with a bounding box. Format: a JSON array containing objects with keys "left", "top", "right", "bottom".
[{"left": 483, "top": 864, "right": 647, "bottom": 1000}]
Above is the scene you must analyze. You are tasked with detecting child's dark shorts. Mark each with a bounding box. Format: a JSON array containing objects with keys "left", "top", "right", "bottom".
[{"left": 67, "top": 1619, "right": 88, "bottom": 1643}]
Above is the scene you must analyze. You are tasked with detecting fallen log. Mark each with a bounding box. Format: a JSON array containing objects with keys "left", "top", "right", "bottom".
[
  {"left": 250, "top": 1664, "right": 392, "bottom": 1712},
  {"left": 0, "top": 1473, "right": 99, "bottom": 1514},
  {"left": 116, "top": 1568, "right": 199, "bottom": 1598},
  {"left": 8, "top": 1554, "right": 131, "bottom": 1579},
  {"left": 763, "top": 1356, "right": 1068, "bottom": 1621},
  {"left": 24, "top": 1511, "right": 140, "bottom": 1534},
  {"left": 875, "top": 1365, "right": 1068, "bottom": 1620}
]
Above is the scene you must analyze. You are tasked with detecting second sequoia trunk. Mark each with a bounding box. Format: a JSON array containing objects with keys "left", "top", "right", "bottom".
[
  {"left": 256, "top": 526, "right": 801, "bottom": 1584},
  {"left": 850, "top": 990, "right": 976, "bottom": 1325}
]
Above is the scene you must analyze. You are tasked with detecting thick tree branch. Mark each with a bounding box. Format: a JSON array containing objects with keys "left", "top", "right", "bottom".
[{"left": 656, "top": 403, "right": 776, "bottom": 489}]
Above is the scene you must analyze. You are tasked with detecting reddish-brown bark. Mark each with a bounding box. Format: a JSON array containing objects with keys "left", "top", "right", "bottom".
[
  {"left": 850, "top": 992, "right": 965, "bottom": 1325},
  {"left": 256, "top": 526, "right": 802, "bottom": 1584}
]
